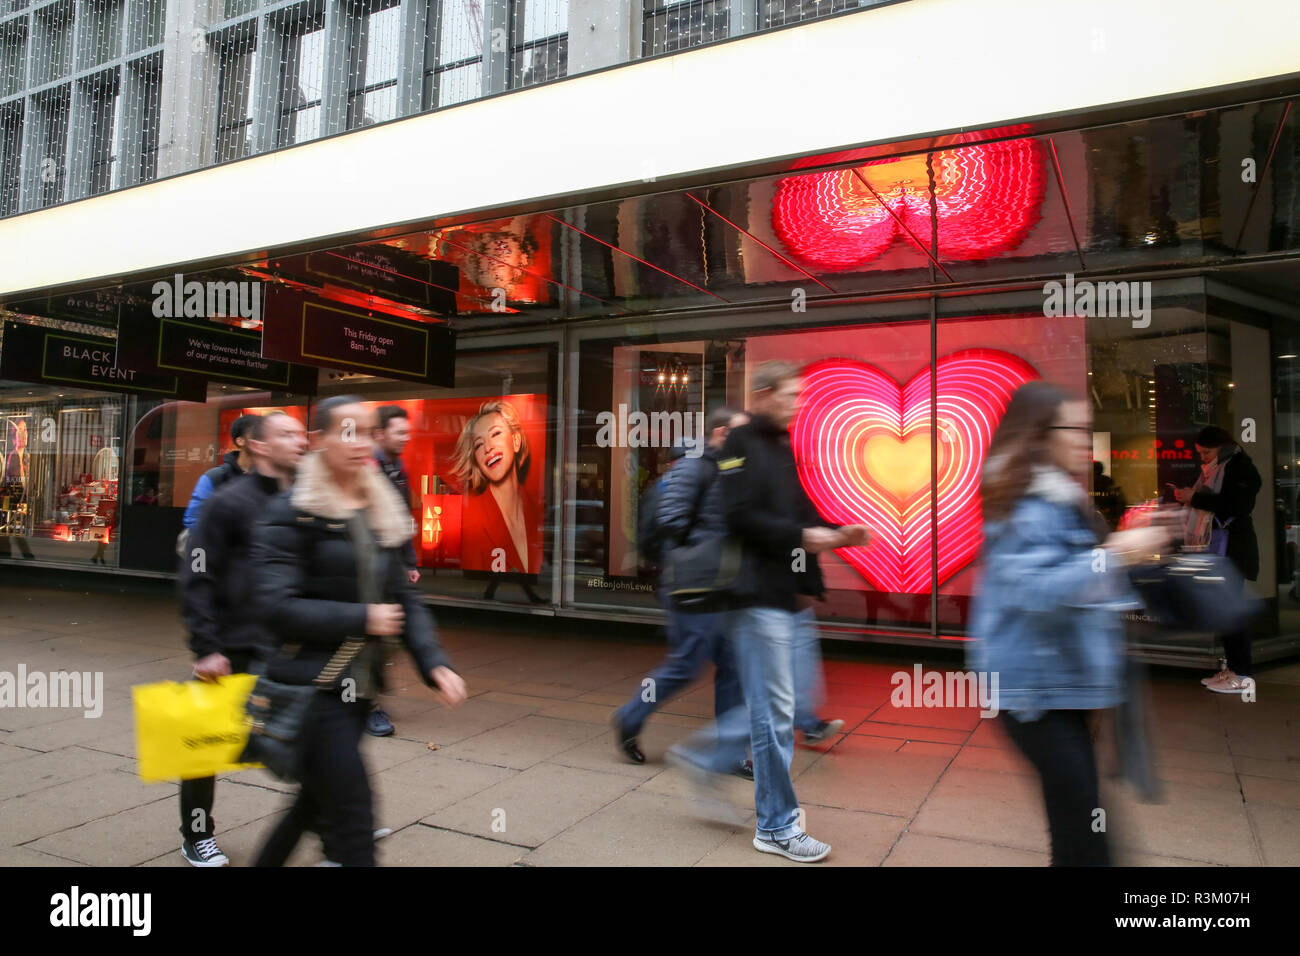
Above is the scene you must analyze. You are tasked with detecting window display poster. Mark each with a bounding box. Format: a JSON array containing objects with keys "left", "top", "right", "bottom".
[{"left": 218, "top": 396, "right": 547, "bottom": 574}]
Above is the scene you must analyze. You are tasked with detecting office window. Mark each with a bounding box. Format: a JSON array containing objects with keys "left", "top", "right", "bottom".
[
  {"left": 510, "top": 0, "right": 566, "bottom": 90},
  {"left": 347, "top": 0, "right": 401, "bottom": 128},
  {"left": 761, "top": 0, "right": 863, "bottom": 29},
  {"left": 0, "top": 103, "right": 21, "bottom": 217},
  {"left": 83, "top": 69, "right": 122, "bottom": 196},
  {"left": 125, "top": 53, "right": 160, "bottom": 183},
  {"left": 78, "top": 0, "right": 124, "bottom": 70},
  {"left": 223, "top": 0, "right": 259, "bottom": 19},
  {"left": 273, "top": 6, "right": 326, "bottom": 147},
  {"left": 423, "top": 0, "right": 483, "bottom": 110},
  {"left": 1, "top": 17, "right": 27, "bottom": 98},
  {"left": 127, "top": 0, "right": 165, "bottom": 52},
  {"left": 643, "top": 0, "right": 728, "bottom": 56},
  {"left": 32, "top": 0, "right": 75, "bottom": 86},
  {"left": 33, "top": 85, "right": 70, "bottom": 208},
  {"left": 214, "top": 30, "right": 256, "bottom": 162}
]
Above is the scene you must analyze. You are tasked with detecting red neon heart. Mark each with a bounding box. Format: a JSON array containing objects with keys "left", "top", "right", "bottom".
[{"left": 790, "top": 350, "right": 1039, "bottom": 593}]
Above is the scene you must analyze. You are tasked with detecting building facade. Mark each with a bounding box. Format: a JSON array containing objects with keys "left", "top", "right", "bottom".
[{"left": 2, "top": 0, "right": 1300, "bottom": 666}]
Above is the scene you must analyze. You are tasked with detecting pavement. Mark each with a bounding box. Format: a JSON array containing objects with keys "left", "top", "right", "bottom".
[{"left": 1, "top": 578, "right": 1299, "bottom": 867}]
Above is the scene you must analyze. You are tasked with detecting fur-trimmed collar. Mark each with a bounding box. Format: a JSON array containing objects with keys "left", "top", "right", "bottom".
[
  {"left": 291, "top": 450, "right": 413, "bottom": 548},
  {"left": 1026, "top": 465, "right": 1087, "bottom": 506}
]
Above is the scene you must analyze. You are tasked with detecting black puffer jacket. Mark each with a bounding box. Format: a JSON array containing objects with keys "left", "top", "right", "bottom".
[
  {"left": 719, "top": 414, "right": 836, "bottom": 610},
  {"left": 181, "top": 470, "right": 281, "bottom": 659},
  {"left": 1189, "top": 447, "right": 1262, "bottom": 581},
  {"left": 249, "top": 454, "right": 451, "bottom": 689},
  {"left": 657, "top": 447, "right": 725, "bottom": 549}
]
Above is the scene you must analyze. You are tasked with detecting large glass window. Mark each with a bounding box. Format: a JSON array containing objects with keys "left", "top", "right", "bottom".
[
  {"left": 273, "top": 5, "right": 326, "bottom": 147},
  {"left": 423, "top": 0, "right": 484, "bottom": 109},
  {"left": 643, "top": 0, "right": 728, "bottom": 56},
  {"left": 509, "top": 0, "right": 566, "bottom": 90},
  {"left": 215, "top": 29, "right": 257, "bottom": 162},
  {"left": 83, "top": 69, "right": 122, "bottom": 196},
  {"left": 346, "top": 0, "right": 401, "bottom": 128}
]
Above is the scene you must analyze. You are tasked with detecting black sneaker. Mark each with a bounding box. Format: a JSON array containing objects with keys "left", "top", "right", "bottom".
[
  {"left": 733, "top": 759, "right": 754, "bottom": 780},
  {"left": 366, "top": 708, "right": 395, "bottom": 737},
  {"left": 181, "top": 837, "right": 229, "bottom": 867},
  {"left": 801, "top": 719, "right": 844, "bottom": 745},
  {"left": 611, "top": 714, "right": 645, "bottom": 764}
]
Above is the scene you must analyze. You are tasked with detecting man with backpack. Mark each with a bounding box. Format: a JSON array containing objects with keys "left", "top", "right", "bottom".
[{"left": 611, "top": 407, "right": 749, "bottom": 773}]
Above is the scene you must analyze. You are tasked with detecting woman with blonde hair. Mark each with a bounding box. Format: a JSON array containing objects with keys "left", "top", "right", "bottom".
[{"left": 453, "top": 400, "right": 542, "bottom": 579}]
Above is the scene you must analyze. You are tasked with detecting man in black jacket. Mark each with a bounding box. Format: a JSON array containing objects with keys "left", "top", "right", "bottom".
[
  {"left": 669, "top": 361, "right": 869, "bottom": 863},
  {"left": 177, "top": 410, "right": 307, "bottom": 866},
  {"left": 611, "top": 407, "right": 747, "bottom": 768},
  {"left": 367, "top": 405, "right": 418, "bottom": 737}
]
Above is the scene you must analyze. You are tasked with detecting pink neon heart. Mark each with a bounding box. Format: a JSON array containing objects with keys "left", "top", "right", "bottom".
[{"left": 790, "top": 350, "right": 1039, "bottom": 593}]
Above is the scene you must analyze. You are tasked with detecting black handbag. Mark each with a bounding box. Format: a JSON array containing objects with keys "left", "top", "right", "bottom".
[
  {"left": 239, "top": 638, "right": 366, "bottom": 782},
  {"left": 1127, "top": 551, "right": 1262, "bottom": 634}
]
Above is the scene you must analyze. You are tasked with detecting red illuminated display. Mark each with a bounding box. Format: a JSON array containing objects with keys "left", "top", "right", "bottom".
[
  {"left": 790, "top": 350, "right": 1039, "bottom": 593},
  {"left": 772, "top": 134, "right": 1047, "bottom": 272}
]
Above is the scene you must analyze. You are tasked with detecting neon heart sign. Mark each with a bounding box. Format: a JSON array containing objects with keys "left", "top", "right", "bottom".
[
  {"left": 790, "top": 350, "right": 1039, "bottom": 593},
  {"left": 772, "top": 136, "right": 1047, "bottom": 272}
]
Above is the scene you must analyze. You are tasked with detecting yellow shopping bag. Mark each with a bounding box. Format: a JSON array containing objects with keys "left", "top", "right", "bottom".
[{"left": 132, "top": 674, "right": 263, "bottom": 782}]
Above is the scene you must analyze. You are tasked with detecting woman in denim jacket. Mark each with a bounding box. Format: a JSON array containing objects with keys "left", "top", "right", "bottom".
[{"left": 969, "top": 382, "right": 1172, "bottom": 866}]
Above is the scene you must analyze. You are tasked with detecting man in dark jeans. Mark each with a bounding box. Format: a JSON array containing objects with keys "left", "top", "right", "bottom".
[
  {"left": 669, "top": 361, "right": 870, "bottom": 863},
  {"left": 368, "top": 405, "right": 419, "bottom": 737},
  {"left": 178, "top": 411, "right": 307, "bottom": 866},
  {"left": 611, "top": 407, "right": 749, "bottom": 773}
]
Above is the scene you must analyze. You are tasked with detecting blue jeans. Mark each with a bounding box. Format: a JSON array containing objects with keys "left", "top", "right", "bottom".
[
  {"left": 615, "top": 591, "right": 740, "bottom": 737},
  {"left": 673, "top": 606, "right": 804, "bottom": 841},
  {"left": 792, "top": 607, "right": 826, "bottom": 734}
]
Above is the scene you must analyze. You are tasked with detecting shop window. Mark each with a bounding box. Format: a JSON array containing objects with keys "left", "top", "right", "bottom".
[
  {"left": 422, "top": 0, "right": 484, "bottom": 110},
  {"left": 642, "top": 0, "right": 728, "bottom": 56},
  {"left": 509, "top": 0, "right": 567, "bottom": 90},
  {"left": 0, "top": 383, "right": 124, "bottom": 567},
  {"left": 346, "top": 0, "right": 401, "bottom": 129}
]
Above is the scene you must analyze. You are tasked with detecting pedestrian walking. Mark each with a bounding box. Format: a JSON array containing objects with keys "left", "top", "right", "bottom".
[
  {"left": 669, "top": 362, "right": 869, "bottom": 863},
  {"left": 177, "top": 410, "right": 307, "bottom": 866},
  {"left": 181, "top": 414, "right": 259, "bottom": 530},
  {"left": 611, "top": 407, "right": 749, "bottom": 775},
  {"left": 250, "top": 396, "right": 466, "bottom": 867},
  {"left": 1169, "top": 425, "right": 1262, "bottom": 694},
  {"left": 970, "top": 381, "right": 1172, "bottom": 866},
  {"left": 367, "top": 404, "right": 419, "bottom": 737}
]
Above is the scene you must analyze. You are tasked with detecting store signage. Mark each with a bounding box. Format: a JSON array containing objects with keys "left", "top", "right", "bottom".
[
  {"left": 262, "top": 289, "right": 455, "bottom": 387},
  {"left": 789, "top": 350, "right": 1039, "bottom": 594},
  {"left": 116, "top": 312, "right": 317, "bottom": 395},
  {"left": 270, "top": 247, "right": 459, "bottom": 314},
  {"left": 0, "top": 321, "right": 206, "bottom": 401}
]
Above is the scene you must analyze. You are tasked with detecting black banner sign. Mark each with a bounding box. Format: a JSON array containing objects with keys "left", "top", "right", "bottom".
[
  {"left": 262, "top": 289, "right": 455, "bottom": 387},
  {"left": 6, "top": 287, "right": 150, "bottom": 329},
  {"left": 117, "top": 312, "right": 318, "bottom": 395},
  {"left": 0, "top": 321, "right": 207, "bottom": 401},
  {"left": 270, "top": 247, "right": 459, "bottom": 314}
]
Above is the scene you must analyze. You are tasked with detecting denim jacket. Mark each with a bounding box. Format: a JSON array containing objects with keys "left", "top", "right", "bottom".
[{"left": 967, "top": 467, "right": 1140, "bottom": 722}]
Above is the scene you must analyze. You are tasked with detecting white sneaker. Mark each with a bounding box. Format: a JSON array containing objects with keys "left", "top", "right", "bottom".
[
  {"left": 373, "top": 828, "right": 392, "bottom": 840},
  {"left": 1207, "top": 674, "right": 1255, "bottom": 695},
  {"left": 752, "top": 831, "right": 831, "bottom": 863}
]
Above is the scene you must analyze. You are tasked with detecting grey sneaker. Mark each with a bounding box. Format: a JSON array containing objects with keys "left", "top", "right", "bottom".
[
  {"left": 802, "top": 719, "right": 844, "bottom": 745},
  {"left": 753, "top": 831, "right": 831, "bottom": 862}
]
